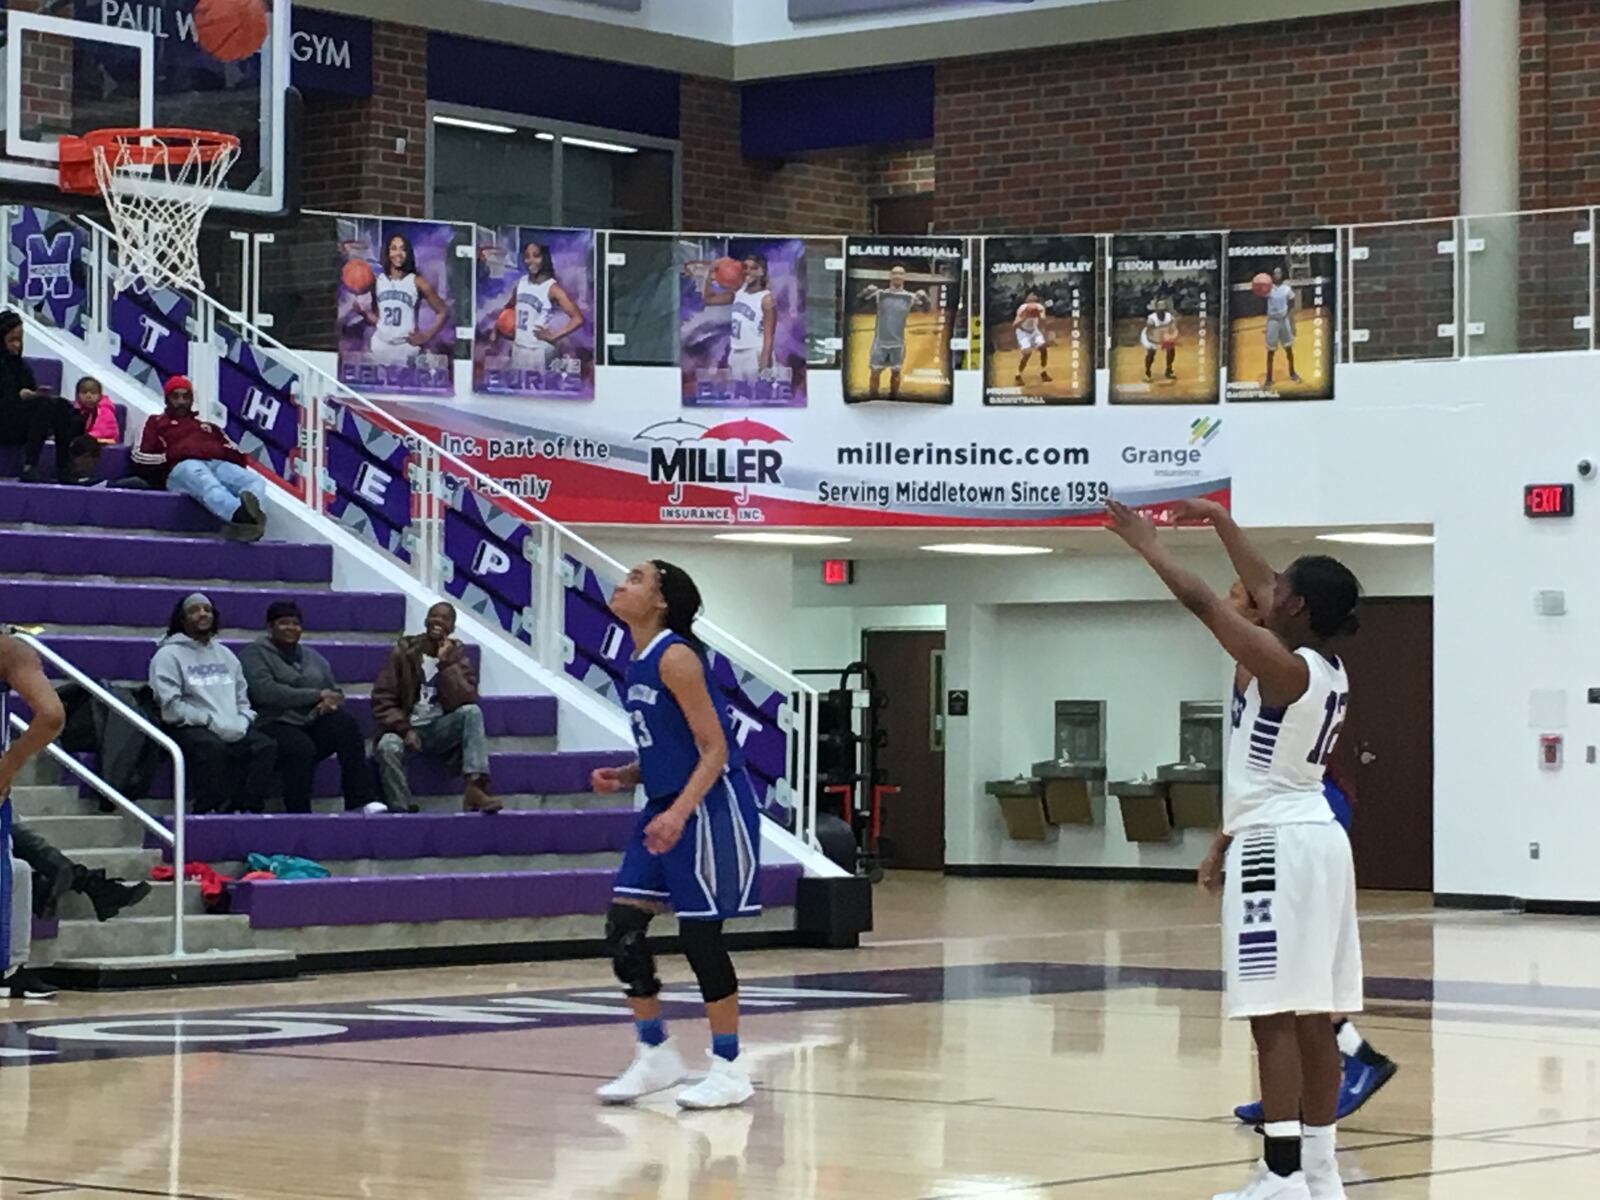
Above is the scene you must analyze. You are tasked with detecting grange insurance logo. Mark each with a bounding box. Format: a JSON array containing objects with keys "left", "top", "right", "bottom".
[{"left": 1190, "top": 417, "right": 1223, "bottom": 446}]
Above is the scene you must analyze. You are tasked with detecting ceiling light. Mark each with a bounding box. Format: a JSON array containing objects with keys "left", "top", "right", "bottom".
[
  {"left": 921, "top": 543, "right": 1053, "bottom": 557},
  {"left": 433, "top": 115, "right": 517, "bottom": 135},
  {"left": 537, "top": 131, "right": 639, "bottom": 154},
  {"left": 1315, "top": 531, "right": 1435, "bottom": 547},
  {"left": 712, "top": 532, "right": 852, "bottom": 546}
]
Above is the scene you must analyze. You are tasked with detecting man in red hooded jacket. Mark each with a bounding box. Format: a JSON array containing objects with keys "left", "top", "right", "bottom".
[{"left": 133, "top": 376, "right": 267, "bottom": 541}]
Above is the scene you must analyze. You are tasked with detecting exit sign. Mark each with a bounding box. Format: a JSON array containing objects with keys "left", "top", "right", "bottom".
[
  {"left": 822, "top": 559, "right": 855, "bottom": 585},
  {"left": 1524, "top": 483, "right": 1574, "bottom": 518}
]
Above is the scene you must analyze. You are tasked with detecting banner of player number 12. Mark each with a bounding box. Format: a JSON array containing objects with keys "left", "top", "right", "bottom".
[{"left": 843, "top": 237, "right": 965, "bottom": 405}]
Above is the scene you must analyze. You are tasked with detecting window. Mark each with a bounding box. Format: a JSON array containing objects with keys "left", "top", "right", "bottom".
[{"left": 428, "top": 107, "right": 679, "bottom": 230}]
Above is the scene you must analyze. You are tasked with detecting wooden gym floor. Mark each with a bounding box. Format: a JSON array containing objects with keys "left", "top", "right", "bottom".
[{"left": 0, "top": 875, "right": 1596, "bottom": 1198}]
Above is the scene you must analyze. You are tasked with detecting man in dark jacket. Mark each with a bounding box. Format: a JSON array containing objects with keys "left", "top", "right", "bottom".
[
  {"left": 370, "top": 602, "right": 499, "bottom": 813},
  {"left": 239, "top": 601, "right": 382, "bottom": 814},
  {"left": 132, "top": 375, "right": 267, "bottom": 541}
]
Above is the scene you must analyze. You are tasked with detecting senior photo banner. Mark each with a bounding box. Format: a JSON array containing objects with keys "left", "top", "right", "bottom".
[
  {"left": 982, "top": 235, "right": 1097, "bottom": 406},
  {"left": 1225, "top": 229, "right": 1338, "bottom": 402},
  {"left": 473, "top": 227, "right": 596, "bottom": 400},
  {"left": 843, "top": 237, "right": 963, "bottom": 405},
  {"left": 336, "top": 217, "right": 458, "bottom": 397},
  {"left": 1108, "top": 233, "right": 1222, "bottom": 405},
  {"left": 679, "top": 236, "right": 808, "bottom": 408}
]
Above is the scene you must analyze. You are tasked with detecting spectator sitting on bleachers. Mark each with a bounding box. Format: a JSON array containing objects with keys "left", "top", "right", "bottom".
[
  {"left": 13, "top": 819, "right": 150, "bottom": 921},
  {"left": 239, "top": 600, "right": 387, "bottom": 815},
  {"left": 149, "top": 594, "right": 277, "bottom": 814},
  {"left": 72, "top": 375, "right": 121, "bottom": 445},
  {"left": 132, "top": 375, "right": 267, "bottom": 541},
  {"left": 371, "top": 602, "right": 500, "bottom": 814},
  {"left": 0, "top": 311, "right": 91, "bottom": 486}
]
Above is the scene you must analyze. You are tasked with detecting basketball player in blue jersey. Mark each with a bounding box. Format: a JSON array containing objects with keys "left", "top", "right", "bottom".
[
  {"left": 494, "top": 242, "right": 584, "bottom": 375},
  {"left": 361, "top": 234, "right": 450, "bottom": 368},
  {"left": 0, "top": 631, "right": 66, "bottom": 999},
  {"left": 701, "top": 254, "right": 776, "bottom": 387},
  {"left": 589, "top": 560, "right": 763, "bottom": 1110},
  {"left": 1107, "top": 498, "right": 1363, "bottom": 1200}
]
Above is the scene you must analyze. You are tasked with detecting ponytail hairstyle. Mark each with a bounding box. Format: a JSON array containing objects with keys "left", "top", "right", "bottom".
[
  {"left": 651, "top": 559, "right": 706, "bottom": 656},
  {"left": 1283, "top": 555, "right": 1362, "bottom": 639}
]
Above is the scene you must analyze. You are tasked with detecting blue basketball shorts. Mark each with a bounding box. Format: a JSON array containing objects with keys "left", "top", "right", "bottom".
[
  {"left": 612, "top": 769, "right": 762, "bottom": 922},
  {"left": 1324, "top": 778, "right": 1353, "bottom": 834}
]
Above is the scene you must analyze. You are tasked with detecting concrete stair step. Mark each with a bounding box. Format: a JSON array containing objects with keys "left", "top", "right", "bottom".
[
  {"left": 8, "top": 784, "right": 95, "bottom": 817},
  {"left": 57, "top": 846, "right": 163, "bottom": 881},
  {"left": 42, "top": 948, "right": 298, "bottom": 989},
  {"left": 53, "top": 880, "right": 206, "bottom": 922},
  {"left": 32, "top": 913, "right": 256, "bottom": 963},
  {"left": 19, "top": 814, "right": 142, "bottom": 851}
]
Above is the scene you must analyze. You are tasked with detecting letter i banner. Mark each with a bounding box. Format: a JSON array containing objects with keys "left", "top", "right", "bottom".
[{"left": 215, "top": 326, "right": 302, "bottom": 485}]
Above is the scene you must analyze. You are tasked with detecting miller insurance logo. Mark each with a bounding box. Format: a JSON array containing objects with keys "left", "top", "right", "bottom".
[{"left": 635, "top": 419, "right": 789, "bottom": 504}]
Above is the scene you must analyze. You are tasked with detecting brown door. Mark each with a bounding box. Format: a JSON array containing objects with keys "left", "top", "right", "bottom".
[
  {"left": 862, "top": 630, "right": 946, "bottom": 870},
  {"left": 1327, "top": 598, "right": 1433, "bottom": 891},
  {"left": 873, "top": 195, "right": 934, "bottom": 235}
]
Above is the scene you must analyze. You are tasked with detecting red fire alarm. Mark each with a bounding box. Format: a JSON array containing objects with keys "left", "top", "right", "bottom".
[{"left": 822, "top": 559, "right": 855, "bottom": 586}]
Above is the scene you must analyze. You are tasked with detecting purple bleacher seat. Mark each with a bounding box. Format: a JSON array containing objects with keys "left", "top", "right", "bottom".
[
  {"left": 0, "top": 529, "right": 332, "bottom": 583},
  {"left": 23, "top": 356, "right": 62, "bottom": 395},
  {"left": 2, "top": 580, "right": 406, "bottom": 633}
]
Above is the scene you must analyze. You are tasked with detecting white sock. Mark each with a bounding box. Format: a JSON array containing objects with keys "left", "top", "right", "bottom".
[
  {"left": 1335, "top": 1020, "right": 1364, "bottom": 1057},
  {"left": 1303, "top": 1124, "right": 1337, "bottom": 1151},
  {"left": 1263, "top": 1119, "right": 1302, "bottom": 1140}
]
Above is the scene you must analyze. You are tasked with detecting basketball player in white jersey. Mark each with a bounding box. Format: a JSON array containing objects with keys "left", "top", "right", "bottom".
[
  {"left": 1264, "top": 267, "right": 1302, "bottom": 387},
  {"left": 362, "top": 234, "right": 450, "bottom": 368},
  {"left": 1106, "top": 498, "right": 1362, "bottom": 1200},
  {"left": 496, "top": 241, "right": 584, "bottom": 374},
  {"left": 860, "top": 265, "right": 929, "bottom": 400},
  {"left": 1141, "top": 294, "right": 1179, "bottom": 382},
  {"left": 701, "top": 254, "right": 776, "bottom": 385},
  {"left": 1012, "top": 288, "right": 1052, "bottom": 386}
]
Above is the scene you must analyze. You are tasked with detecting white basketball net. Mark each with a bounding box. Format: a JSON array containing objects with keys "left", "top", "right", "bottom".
[{"left": 91, "top": 132, "right": 239, "bottom": 294}]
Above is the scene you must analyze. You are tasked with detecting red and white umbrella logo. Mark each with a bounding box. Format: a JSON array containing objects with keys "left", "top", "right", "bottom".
[{"left": 701, "top": 419, "right": 790, "bottom": 505}]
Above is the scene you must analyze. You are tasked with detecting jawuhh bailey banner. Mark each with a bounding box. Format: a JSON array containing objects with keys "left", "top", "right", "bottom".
[{"left": 382, "top": 405, "right": 1230, "bottom": 529}]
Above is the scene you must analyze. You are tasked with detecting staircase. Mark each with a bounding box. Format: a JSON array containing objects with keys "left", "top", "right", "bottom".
[{"left": 1, "top": 478, "right": 803, "bottom": 986}]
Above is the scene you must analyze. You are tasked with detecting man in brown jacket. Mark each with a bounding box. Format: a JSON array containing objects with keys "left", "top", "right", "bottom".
[{"left": 370, "top": 602, "right": 500, "bottom": 813}]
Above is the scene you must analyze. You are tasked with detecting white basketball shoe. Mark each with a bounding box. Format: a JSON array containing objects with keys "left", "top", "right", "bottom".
[
  {"left": 1213, "top": 1163, "right": 1312, "bottom": 1200},
  {"left": 675, "top": 1052, "right": 754, "bottom": 1110},
  {"left": 595, "top": 1040, "right": 689, "bottom": 1105}
]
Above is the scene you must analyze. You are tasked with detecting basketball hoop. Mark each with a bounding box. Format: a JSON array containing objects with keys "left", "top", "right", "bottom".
[{"left": 59, "top": 127, "right": 241, "bottom": 293}]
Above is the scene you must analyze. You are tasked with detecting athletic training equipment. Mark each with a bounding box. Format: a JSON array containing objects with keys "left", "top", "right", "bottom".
[
  {"left": 497, "top": 307, "right": 518, "bottom": 337},
  {"left": 712, "top": 257, "right": 743, "bottom": 289},
  {"left": 58, "top": 128, "right": 240, "bottom": 293},
  {"left": 195, "top": 0, "right": 271, "bottom": 64},
  {"left": 341, "top": 259, "right": 376, "bottom": 294},
  {"left": 1254, "top": 272, "right": 1275, "bottom": 298},
  {"left": 676, "top": 1052, "right": 755, "bottom": 1110},
  {"left": 595, "top": 1040, "right": 690, "bottom": 1105},
  {"left": 604, "top": 904, "right": 661, "bottom": 999}
]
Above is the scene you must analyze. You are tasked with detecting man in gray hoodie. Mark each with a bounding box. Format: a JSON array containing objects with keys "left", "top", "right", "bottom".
[
  {"left": 148, "top": 593, "right": 276, "bottom": 814},
  {"left": 240, "top": 600, "right": 382, "bottom": 814}
]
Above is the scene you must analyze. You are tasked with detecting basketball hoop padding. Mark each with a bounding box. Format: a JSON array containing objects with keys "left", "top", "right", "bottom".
[{"left": 60, "top": 127, "right": 241, "bottom": 293}]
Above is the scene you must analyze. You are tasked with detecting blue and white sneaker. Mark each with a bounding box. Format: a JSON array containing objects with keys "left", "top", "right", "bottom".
[
  {"left": 1336, "top": 1051, "right": 1398, "bottom": 1120},
  {"left": 1232, "top": 1052, "right": 1399, "bottom": 1127}
]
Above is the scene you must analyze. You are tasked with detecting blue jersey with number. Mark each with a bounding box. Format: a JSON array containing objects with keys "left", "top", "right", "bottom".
[{"left": 625, "top": 631, "right": 745, "bottom": 802}]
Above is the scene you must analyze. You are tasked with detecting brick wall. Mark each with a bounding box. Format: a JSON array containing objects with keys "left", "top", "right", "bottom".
[
  {"left": 1524, "top": 0, "right": 1600, "bottom": 211},
  {"left": 301, "top": 22, "right": 428, "bottom": 216},
  {"left": 934, "top": 3, "right": 1462, "bottom": 233}
]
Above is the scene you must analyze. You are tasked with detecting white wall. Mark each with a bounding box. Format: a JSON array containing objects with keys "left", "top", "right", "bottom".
[{"left": 791, "top": 603, "right": 946, "bottom": 670}]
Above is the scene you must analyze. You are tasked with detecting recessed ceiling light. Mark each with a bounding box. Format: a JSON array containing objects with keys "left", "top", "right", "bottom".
[
  {"left": 535, "top": 131, "right": 639, "bottom": 154},
  {"left": 921, "top": 543, "right": 1053, "bottom": 557},
  {"left": 433, "top": 115, "right": 517, "bottom": 135},
  {"left": 1315, "top": 531, "right": 1435, "bottom": 547},
  {"left": 712, "top": 532, "right": 852, "bottom": 546}
]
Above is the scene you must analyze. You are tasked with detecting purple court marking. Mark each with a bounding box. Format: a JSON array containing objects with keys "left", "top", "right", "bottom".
[{"left": 5, "top": 962, "right": 1600, "bottom": 1069}]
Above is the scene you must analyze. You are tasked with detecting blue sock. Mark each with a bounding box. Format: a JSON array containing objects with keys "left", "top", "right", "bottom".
[
  {"left": 636, "top": 1018, "right": 666, "bottom": 1048},
  {"left": 712, "top": 1032, "right": 739, "bottom": 1062}
]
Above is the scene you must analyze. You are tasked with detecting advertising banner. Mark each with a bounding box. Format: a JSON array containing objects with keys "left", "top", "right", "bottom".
[
  {"left": 843, "top": 237, "right": 963, "bottom": 404},
  {"left": 109, "top": 283, "right": 191, "bottom": 392},
  {"left": 214, "top": 327, "right": 300, "bottom": 484},
  {"left": 1109, "top": 233, "right": 1222, "bottom": 405},
  {"left": 1225, "top": 229, "right": 1338, "bottom": 402},
  {"left": 336, "top": 217, "right": 457, "bottom": 396},
  {"left": 679, "top": 236, "right": 807, "bottom": 408},
  {"left": 473, "top": 227, "right": 595, "bottom": 400},
  {"left": 982, "top": 235, "right": 1097, "bottom": 406}
]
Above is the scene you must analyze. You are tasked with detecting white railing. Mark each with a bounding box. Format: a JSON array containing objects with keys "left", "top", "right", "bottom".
[
  {"left": 3, "top": 632, "right": 189, "bottom": 954},
  {"left": 58, "top": 215, "right": 822, "bottom": 849}
]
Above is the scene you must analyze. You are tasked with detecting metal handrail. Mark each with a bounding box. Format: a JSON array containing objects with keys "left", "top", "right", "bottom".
[
  {"left": 5, "top": 714, "right": 171, "bottom": 845},
  {"left": 77, "top": 215, "right": 822, "bottom": 847},
  {"left": 9, "top": 633, "right": 190, "bottom": 955}
]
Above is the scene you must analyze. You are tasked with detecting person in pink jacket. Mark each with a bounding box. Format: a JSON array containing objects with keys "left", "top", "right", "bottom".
[{"left": 72, "top": 376, "right": 120, "bottom": 444}]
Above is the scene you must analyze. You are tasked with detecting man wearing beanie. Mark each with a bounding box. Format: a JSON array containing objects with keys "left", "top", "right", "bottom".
[
  {"left": 240, "top": 601, "right": 384, "bottom": 814},
  {"left": 149, "top": 593, "right": 277, "bottom": 813},
  {"left": 133, "top": 375, "right": 268, "bottom": 541}
]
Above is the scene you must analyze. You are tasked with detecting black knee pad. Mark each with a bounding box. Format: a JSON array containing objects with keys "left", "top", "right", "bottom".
[
  {"left": 604, "top": 904, "right": 660, "bottom": 999},
  {"left": 678, "top": 919, "right": 738, "bottom": 1004}
]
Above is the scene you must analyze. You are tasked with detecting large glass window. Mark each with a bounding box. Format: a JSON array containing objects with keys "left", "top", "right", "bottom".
[{"left": 428, "top": 108, "right": 678, "bottom": 230}]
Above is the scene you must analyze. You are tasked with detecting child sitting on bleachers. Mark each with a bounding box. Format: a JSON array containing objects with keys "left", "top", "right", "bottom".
[{"left": 72, "top": 375, "right": 120, "bottom": 444}]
